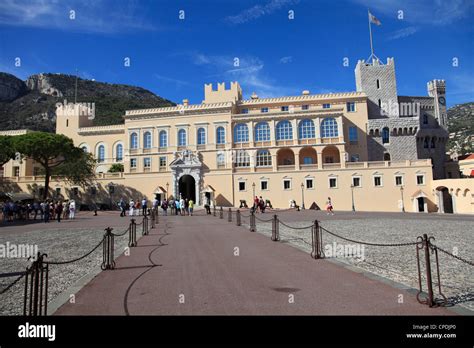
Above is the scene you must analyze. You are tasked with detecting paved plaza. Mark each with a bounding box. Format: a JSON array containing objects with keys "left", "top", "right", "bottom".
[{"left": 1, "top": 209, "right": 472, "bottom": 315}]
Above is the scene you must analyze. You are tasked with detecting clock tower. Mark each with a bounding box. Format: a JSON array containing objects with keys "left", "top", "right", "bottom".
[{"left": 427, "top": 79, "right": 447, "bottom": 129}]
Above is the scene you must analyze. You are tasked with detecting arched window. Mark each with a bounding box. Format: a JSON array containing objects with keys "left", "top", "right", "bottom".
[
  {"left": 382, "top": 127, "right": 390, "bottom": 144},
  {"left": 178, "top": 129, "right": 187, "bottom": 146},
  {"left": 255, "top": 122, "right": 271, "bottom": 142},
  {"left": 256, "top": 150, "right": 272, "bottom": 167},
  {"left": 81, "top": 145, "right": 89, "bottom": 153},
  {"left": 320, "top": 118, "right": 338, "bottom": 138},
  {"left": 98, "top": 145, "right": 105, "bottom": 163},
  {"left": 235, "top": 150, "right": 250, "bottom": 167},
  {"left": 159, "top": 130, "right": 167, "bottom": 148},
  {"left": 143, "top": 131, "right": 152, "bottom": 149},
  {"left": 424, "top": 137, "right": 429, "bottom": 148},
  {"left": 234, "top": 124, "right": 249, "bottom": 143},
  {"left": 276, "top": 120, "right": 293, "bottom": 140},
  {"left": 130, "top": 133, "right": 138, "bottom": 149},
  {"left": 197, "top": 128, "right": 206, "bottom": 145},
  {"left": 298, "top": 119, "right": 315, "bottom": 139},
  {"left": 116, "top": 144, "right": 123, "bottom": 161},
  {"left": 216, "top": 126, "right": 225, "bottom": 144},
  {"left": 431, "top": 137, "right": 436, "bottom": 148},
  {"left": 217, "top": 152, "right": 225, "bottom": 166}
]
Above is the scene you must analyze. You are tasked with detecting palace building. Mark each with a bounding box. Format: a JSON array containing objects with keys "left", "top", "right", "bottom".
[{"left": 1, "top": 57, "right": 473, "bottom": 214}]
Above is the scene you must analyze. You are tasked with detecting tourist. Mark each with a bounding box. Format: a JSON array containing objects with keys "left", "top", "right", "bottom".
[
  {"left": 129, "top": 199, "right": 135, "bottom": 216},
  {"left": 33, "top": 201, "right": 40, "bottom": 220},
  {"left": 188, "top": 199, "right": 194, "bottom": 216},
  {"left": 44, "top": 202, "right": 50, "bottom": 223},
  {"left": 180, "top": 197, "right": 185, "bottom": 216},
  {"left": 259, "top": 196, "right": 266, "bottom": 213},
  {"left": 152, "top": 196, "right": 158, "bottom": 215},
  {"left": 326, "top": 197, "right": 334, "bottom": 215},
  {"left": 253, "top": 196, "right": 259, "bottom": 213},
  {"left": 2, "top": 203, "right": 8, "bottom": 223},
  {"left": 184, "top": 198, "right": 189, "bottom": 216},
  {"left": 161, "top": 199, "right": 168, "bottom": 216},
  {"left": 141, "top": 197, "right": 147, "bottom": 216},
  {"left": 55, "top": 201, "right": 63, "bottom": 223},
  {"left": 175, "top": 199, "right": 180, "bottom": 215},
  {"left": 135, "top": 200, "right": 141, "bottom": 216},
  {"left": 169, "top": 197, "right": 175, "bottom": 215},
  {"left": 204, "top": 197, "right": 211, "bottom": 215},
  {"left": 62, "top": 201, "right": 69, "bottom": 220},
  {"left": 69, "top": 200, "right": 76, "bottom": 219},
  {"left": 118, "top": 198, "right": 124, "bottom": 217}
]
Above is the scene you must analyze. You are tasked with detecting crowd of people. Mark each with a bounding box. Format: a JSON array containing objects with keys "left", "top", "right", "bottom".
[
  {"left": 158, "top": 196, "right": 195, "bottom": 216},
  {"left": 1, "top": 200, "right": 77, "bottom": 223}
]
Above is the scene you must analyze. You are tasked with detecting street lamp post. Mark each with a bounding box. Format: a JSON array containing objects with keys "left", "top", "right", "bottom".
[
  {"left": 166, "top": 182, "right": 169, "bottom": 200},
  {"left": 252, "top": 182, "right": 256, "bottom": 199},
  {"left": 351, "top": 184, "right": 355, "bottom": 212},
  {"left": 400, "top": 185, "right": 405, "bottom": 212},
  {"left": 301, "top": 183, "right": 305, "bottom": 209}
]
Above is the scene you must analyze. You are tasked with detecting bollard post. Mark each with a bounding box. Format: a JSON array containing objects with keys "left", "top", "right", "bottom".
[
  {"left": 250, "top": 211, "right": 256, "bottom": 232},
  {"left": 271, "top": 214, "right": 279, "bottom": 241},
  {"left": 219, "top": 206, "right": 224, "bottom": 219},
  {"left": 236, "top": 209, "right": 241, "bottom": 226},
  {"left": 23, "top": 252, "right": 49, "bottom": 316},
  {"left": 311, "top": 220, "right": 323, "bottom": 259},
  {"left": 228, "top": 208, "right": 232, "bottom": 222},
  {"left": 151, "top": 210, "right": 155, "bottom": 229},
  {"left": 213, "top": 205, "right": 216, "bottom": 217},
  {"left": 423, "top": 234, "right": 435, "bottom": 307},
  {"left": 101, "top": 227, "right": 115, "bottom": 270},
  {"left": 129, "top": 219, "right": 137, "bottom": 247},
  {"left": 142, "top": 216, "right": 149, "bottom": 235}
]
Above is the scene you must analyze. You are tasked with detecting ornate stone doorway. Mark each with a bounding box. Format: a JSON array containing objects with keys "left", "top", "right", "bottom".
[{"left": 169, "top": 150, "right": 202, "bottom": 205}]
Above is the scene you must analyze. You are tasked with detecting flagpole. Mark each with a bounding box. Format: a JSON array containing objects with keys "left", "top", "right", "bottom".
[{"left": 368, "top": 9, "right": 374, "bottom": 64}]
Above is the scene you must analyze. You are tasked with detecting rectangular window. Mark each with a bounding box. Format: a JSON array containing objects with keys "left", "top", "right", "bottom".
[
  {"left": 303, "top": 157, "right": 314, "bottom": 165},
  {"left": 349, "top": 126, "right": 358, "bottom": 143},
  {"left": 13, "top": 166, "right": 19, "bottom": 177},
  {"left": 416, "top": 175, "right": 425, "bottom": 185},
  {"left": 352, "top": 177, "right": 361, "bottom": 187},
  {"left": 283, "top": 180, "right": 291, "bottom": 190},
  {"left": 306, "top": 179, "right": 313, "bottom": 189},
  {"left": 281, "top": 106, "right": 289, "bottom": 112},
  {"left": 91, "top": 186, "right": 97, "bottom": 195},
  {"left": 261, "top": 107, "right": 269, "bottom": 113},
  {"left": 33, "top": 167, "right": 41, "bottom": 176},
  {"left": 55, "top": 188, "right": 61, "bottom": 195},
  {"left": 261, "top": 181, "right": 268, "bottom": 190},
  {"left": 350, "top": 154, "right": 360, "bottom": 162},
  {"left": 374, "top": 176, "right": 382, "bottom": 187},
  {"left": 130, "top": 158, "right": 137, "bottom": 168},
  {"left": 241, "top": 108, "right": 249, "bottom": 114},
  {"left": 347, "top": 102, "right": 356, "bottom": 112},
  {"left": 239, "top": 182, "right": 246, "bottom": 191},
  {"left": 72, "top": 187, "right": 79, "bottom": 196},
  {"left": 323, "top": 103, "right": 331, "bottom": 109},
  {"left": 395, "top": 176, "right": 403, "bottom": 186},
  {"left": 144, "top": 157, "right": 151, "bottom": 168},
  {"left": 329, "top": 177, "right": 337, "bottom": 188},
  {"left": 159, "top": 156, "right": 166, "bottom": 168},
  {"left": 302, "top": 104, "right": 309, "bottom": 110}
]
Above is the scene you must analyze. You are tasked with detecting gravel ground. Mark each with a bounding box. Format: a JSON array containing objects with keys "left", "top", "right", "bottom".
[
  {"left": 242, "top": 213, "right": 474, "bottom": 312},
  {"left": 0, "top": 224, "right": 131, "bottom": 315}
]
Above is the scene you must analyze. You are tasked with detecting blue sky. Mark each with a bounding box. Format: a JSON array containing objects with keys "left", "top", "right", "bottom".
[{"left": 0, "top": 0, "right": 473, "bottom": 107}]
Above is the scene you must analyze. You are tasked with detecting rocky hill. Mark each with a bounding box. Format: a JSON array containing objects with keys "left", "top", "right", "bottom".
[
  {"left": 0, "top": 72, "right": 175, "bottom": 132},
  {"left": 447, "top": 102, "right": 474, "bottom": 156}
]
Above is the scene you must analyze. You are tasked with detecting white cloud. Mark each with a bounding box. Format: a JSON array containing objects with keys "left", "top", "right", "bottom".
[
  {"left": 190, "top": 53, "right": 297, "bottom": 98},
  {"left": 387, "top": 26, "right": 418, "bottom": 41},
  {"left": 279, "top": 56, "right": 293, "bottom": 64},
  {"left": 0, "top": 0, "right": 157, "bottom": 33},
  {"left": 225, "top": 0, "right": 299, "bottom": 25}
]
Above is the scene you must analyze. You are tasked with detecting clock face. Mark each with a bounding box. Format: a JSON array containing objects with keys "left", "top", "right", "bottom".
[{"left": 439, "top": 96, "right": 446, "bottom": 105}]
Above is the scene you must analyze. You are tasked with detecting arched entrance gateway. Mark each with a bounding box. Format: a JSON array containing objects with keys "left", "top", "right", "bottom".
[
  {"left": 436, "top": 186, "right": 454, "bottom": 214},
  {"left": 169, "top": 150, "right": 202, "bottom": 205},
  {"left": 179, "top": 175, "right": 196, "bottom": 201}
]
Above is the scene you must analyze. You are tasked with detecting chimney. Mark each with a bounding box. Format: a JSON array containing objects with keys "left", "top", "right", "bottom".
[
  {"left": 251, "top": 92, "right": 258, "bottom": 100},
  {"left": 182, "top": 99, "right": 189, "bottom": 106},
  {"left": 302, "top": 90, "right": 310, "bottom": 95}
]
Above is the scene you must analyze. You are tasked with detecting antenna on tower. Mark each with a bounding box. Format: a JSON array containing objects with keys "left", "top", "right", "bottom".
[{"left": 74, "top": 69, "right": 78, "bottom": 104}]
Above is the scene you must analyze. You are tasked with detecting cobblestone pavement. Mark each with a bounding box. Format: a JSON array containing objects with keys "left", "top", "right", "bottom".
[
  {"left": 0, "top": 211, "right": 138, "bottom": 315},
  {"left": 241, "top": 210, "right": 474, "bottom": 312}
]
